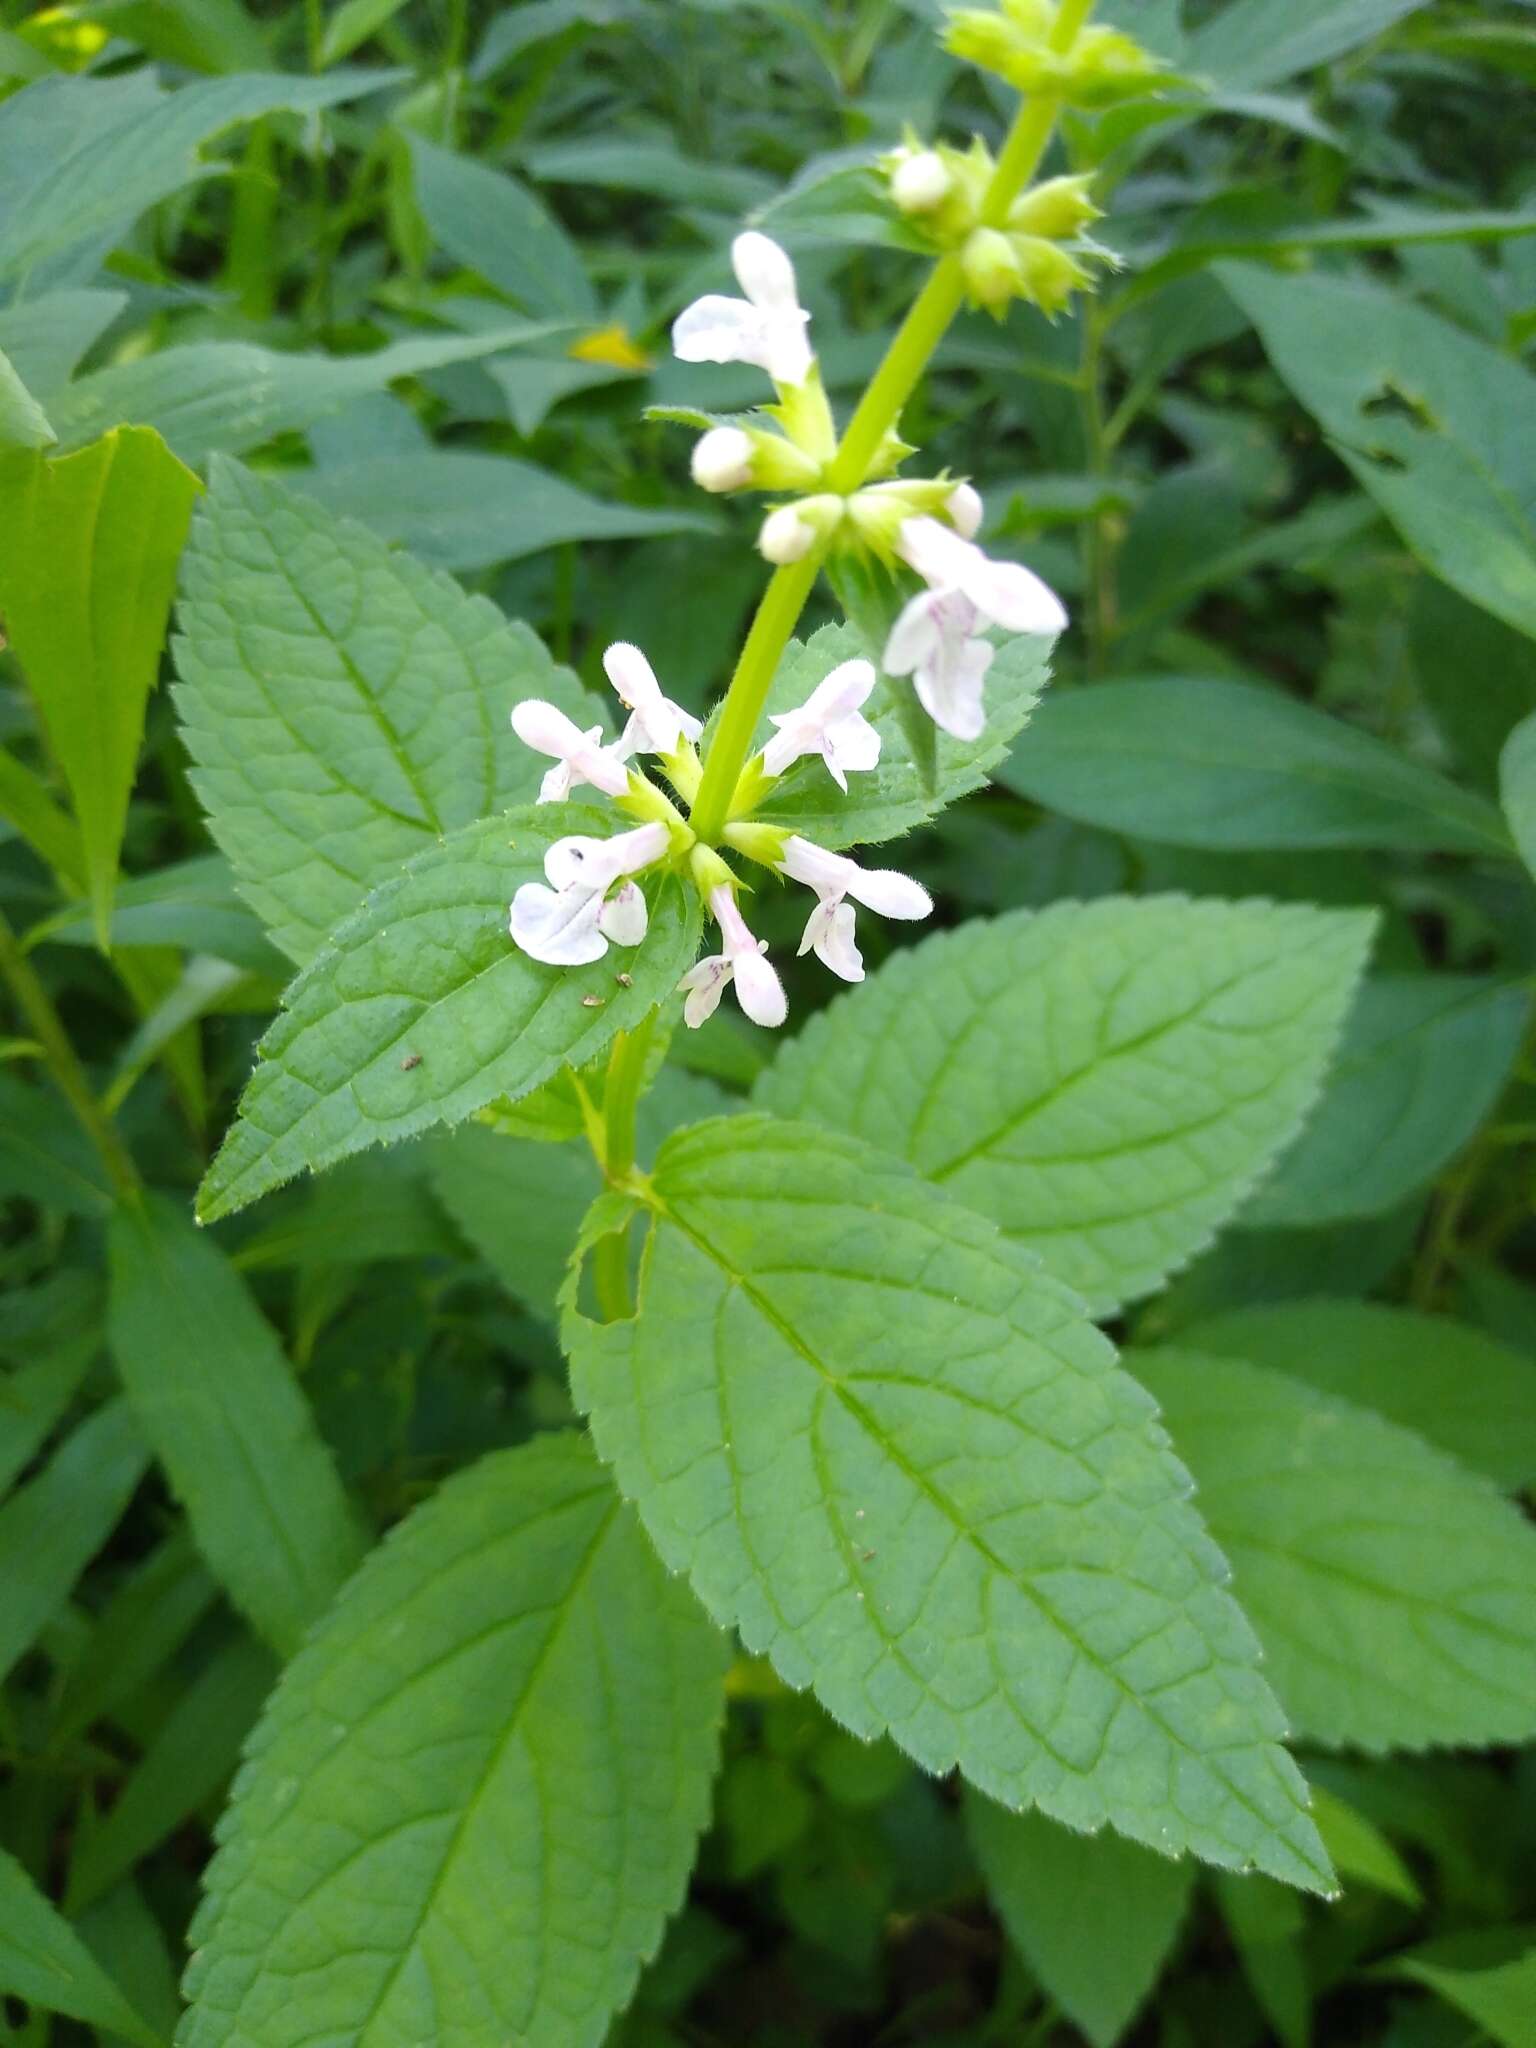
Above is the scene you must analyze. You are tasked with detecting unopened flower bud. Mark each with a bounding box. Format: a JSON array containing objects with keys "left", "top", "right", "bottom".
[
  {"left": 1014, "top": 235, "right": 1093, "bottom": 316},
  {"left": 891, "top": 150, "right": 953, "bottom": 214},
  {"left": 691, "top": 425, "right": 754, "bottom": 493},
  {"left": 1008, "top": 173, "right": 1101, "bottom": 241},
  {"left": 961, "top": 226, "right": 1026, "bottom": 313},
  {"left": 758, "top": 493, "right": 842, "bottom": 565},
  {"left": 759, "top": 505, "right": 817, "bottom": 564},
  {"left": 947, "top": 482, "right": 984, "bottom": 540}
]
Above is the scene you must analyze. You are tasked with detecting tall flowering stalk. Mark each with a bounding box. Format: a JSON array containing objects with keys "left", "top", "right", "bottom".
[{"left": 504, "top": 0, "right": 1167, "bottom": 1184}]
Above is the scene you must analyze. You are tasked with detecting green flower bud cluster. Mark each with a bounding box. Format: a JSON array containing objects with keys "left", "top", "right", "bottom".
[
  {"left": 943, "top": 0, "right": 1166, "bottom": 108},
  {"left": 881, "top": 138, "right": 1104, "bottom": 317}
]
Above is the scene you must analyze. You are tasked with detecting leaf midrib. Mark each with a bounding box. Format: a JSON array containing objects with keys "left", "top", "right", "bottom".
[{"left": 657, "top": 1192, "right": 1316, "bottom": 1871}]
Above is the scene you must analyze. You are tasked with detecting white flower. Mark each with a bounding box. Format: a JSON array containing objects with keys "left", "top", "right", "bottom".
[
  {"left": 760, "top": 657, "right": 881, "bottom": 790},
  {"left": 692, "top": 426, "right": 755, "bottom": 493},
  {"left": 602, "top": 642, "right": 703, "bottom": 758},
  {"left": 679, "top": 885, "right": 787, "bottom": 1029},
  {"left": 672, "top": 231, "right": 815, "bottom": 390},
  {"left": 779, "top": 835, "right": 932, "bottom": 982},
  {"left": 509, "top": 822, "right": 668, "bottom": 966},
  {"left": 884, "top": 515, "right": 1067, "bottom": 742},
  {"left": 511, "top": 699, "right": 631, "bottom": 804}
]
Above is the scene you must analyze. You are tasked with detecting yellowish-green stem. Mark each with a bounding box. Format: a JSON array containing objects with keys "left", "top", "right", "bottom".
[{"left": 688, "top": 0, "right": 1095, "bottom": 844}]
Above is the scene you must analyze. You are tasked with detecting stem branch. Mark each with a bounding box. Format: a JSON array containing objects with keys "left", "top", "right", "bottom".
[
  {"left": 0, "top": 911, "right": 140, "bottom": 1200},
  {"left": 690, "top": 0, "right": 1094, "bottom": 838}
]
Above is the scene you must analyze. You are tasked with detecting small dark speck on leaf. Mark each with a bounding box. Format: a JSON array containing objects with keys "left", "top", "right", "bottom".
[
  {"left": 615, "top": 972, "right": 633, "bottom": 988},
  {"left": 401, "top": 1052, "right": 423, "bottom": 1070}
]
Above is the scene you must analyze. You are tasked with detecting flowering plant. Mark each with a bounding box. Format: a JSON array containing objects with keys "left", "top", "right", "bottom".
[{"left": 4, "top": 1, "right": 1536, "bottom": 2044}]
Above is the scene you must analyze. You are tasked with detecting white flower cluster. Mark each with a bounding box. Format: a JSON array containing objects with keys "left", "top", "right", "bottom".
[
  {"left": 672, "top": 232, "right": 1066, "bottom": 738},
  {"left": 505, "top": 229, "right": 1066, "bottom": 1032}
]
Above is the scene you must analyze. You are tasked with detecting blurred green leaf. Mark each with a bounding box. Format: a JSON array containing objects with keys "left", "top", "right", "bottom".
[
  {"left": 0, "top": 427, "right": 200, "bottom": 946},
  {"left": 1242, "top": 976, "right": 1529, "bottom": 1227},
  {"left": 1175, "top": 1300, "right": 1536, "bottom": 1491},
  {"left": 1137, "top": 1348, "right": 1536, "bottom": 1751},
  {"left": 0, "top": 1401, "right": 149, "bottom": 1685},
  {"left": 1000, "top": 676, "right": 1511, "bottom": 854},
  {"left": 1225, "top": 264, "right": 1536, "bottom": 644},
  {"left": 108, "top": 1192, "right": 368, "bottom": 1654},
  {"left": 409, "top": 133, "right": 596, "bottom": 320},
  {"left": 968, "top": 1798, "right": 1193, "bottom": 2047},
  {"left": 0, "top": 1849, "right": 164, "bottom": 2048}
]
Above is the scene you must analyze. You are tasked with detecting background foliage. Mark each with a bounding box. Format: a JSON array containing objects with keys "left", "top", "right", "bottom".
[{"left": 2, "top": 1, "right": 1536, "bottom": 2043}]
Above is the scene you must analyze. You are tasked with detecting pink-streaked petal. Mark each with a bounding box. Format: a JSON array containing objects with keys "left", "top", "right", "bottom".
[
  {"left": 825, "top": 710, "right": 882, "bottom": 778},
  {"left": 679, "top": 953, "right": 731, "bottom": 1029},
  {"left": 598, "top": 882, "right": 648, "bottom": 948}
]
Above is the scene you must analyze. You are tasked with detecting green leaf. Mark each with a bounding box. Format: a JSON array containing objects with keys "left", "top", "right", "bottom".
[
  {"left": 1212, "top": 1871, "right": 1309, "bottom": 2048},
  {"left": 317, "top": 0, "right": 412, "bottom": 65},
  {"left": 1222, "top": 264, "right": 1536, "bottom": 644},
  {"left": 747, "top": 622, "right": 1051, "bottom": 851},
  {"left": 196, "top": 807, "right": 700, "bottom": 1222},
  {"left": 0, "top": 427, "right": 201, "bottom": 946},
  {"left": 1499, "top": 708, "right": 1536, "bottom": 880},
  {"left": 1175, "top": 1300, "right": 1536, "bottom": 1492},
  {"left": 1309, "top": 1784, "right": 1419, "bottom": 1905},
  {"left": 107, "top": 1193, "right": 367, "bottom": 1654},
  {"left": 300, "top": 447, "right": 714, "bottom": 576},
  {"left": 66, "top": 1632, "right": 276, "bottom": 1913},
  {"left": 998, "top": 676, "right": 1510, "bottom": 854},
  {"left": 409, "top": 133, "right": 596, "bottom": 320},
  {"left": 0, "top": 343, "right": 52, "bottom": 449},
  {"left": 0, "top": 70, "right": 403, "bottom": 285},
  {"left": 0, "top": 1848, "right": 164, "bottom": 2048},
  {"left": 756, "top": 898, "right": 1375, "bottom": 1315},
  {"left": 967, "top": 1797, "right": 1193, "bottom": 2047},
  {"left": 565, "top": 1116, "right": 1333, "bottom": 1892},
  {"left": 180, "top": 1434, "right": 728, "bottom": 2048},
  {"left": 0, "top": 1400, "right": 150, "bottom": 1684},
  {"left": 1134, "top": 1348, "right": 1536, "bottom": 1752},
  {"left": 31, "top": 855, "right": 283, "bottom": 976},
  {"left": 0, "top": 1068, "right": 116, "bottom": 1217},
  {"left": 0, "top": 1350, "right": 95, "bottom": 1503},
  {"left": 0, "top": 742, "right": 87, "bottom": 892},
  {"left": 1241, "top": 975, "right": 1529, "bottom": 1226},
  {"left": 48, "top": 328, "right": 562, "bottom": 467},
  {"left": 53, "top": 1531, "right": 217, "bottom": 1745},
  {"left": 1189, "top": 0, "right": 1425, "bottom": 91},
  {"left": 0, "top": 287, "right": 126, "bottom": 398},
  {"left": 1387, "top": 1933, "right": 1536, "bottom": 2048},
  {"left": 173, "top": 458, "right": 597, "bottom": 966}
]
